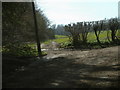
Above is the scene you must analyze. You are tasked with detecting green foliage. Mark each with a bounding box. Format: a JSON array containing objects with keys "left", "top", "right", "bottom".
[
  {"left": 55, "top": 35, "right": 68, "bottom": 39},
  {"left": 2, "top": 2, "right": 53, "bottom": 57},
  {"left": 41, "top": 51, "right": 47, "bottom": 56},
  {"left": 2, "top": 2, "right": 34, "bottom": 45},
  {"left": 2, "top": 2, "right": 54, "bottom": 44},
  {"left": 3, "top": 44, "right": 47, "bottom": 57},
  {"left": 117, "top": 29, "right": 120, "bottom": 39},
  {"left": 2, "top": 44, "right": 38, "bottom": 57},
  {"left": 60, "top": 41, "right": 73, "bottom": 48}
]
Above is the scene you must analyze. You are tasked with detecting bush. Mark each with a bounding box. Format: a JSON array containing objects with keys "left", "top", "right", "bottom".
[
  {"left": 2, "top": 44, "right": 38, "bottom": 57},
  {"left": 60, "top": 41, "right": 73, "bottom": 48}
]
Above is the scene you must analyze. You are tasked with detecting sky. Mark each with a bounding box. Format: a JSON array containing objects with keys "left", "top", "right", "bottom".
[{"left": 36, "top": 0, "right": 120, "bottom": 25}]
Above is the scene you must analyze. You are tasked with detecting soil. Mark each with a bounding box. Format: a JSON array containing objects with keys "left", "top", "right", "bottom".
[{"left": 2, "top": 46, "right": 120, "bottom": 88}]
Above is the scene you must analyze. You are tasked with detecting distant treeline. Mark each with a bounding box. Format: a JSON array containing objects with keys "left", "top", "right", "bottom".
[{"left": 50, "top": 24, "right": 69, "bottom": 36}]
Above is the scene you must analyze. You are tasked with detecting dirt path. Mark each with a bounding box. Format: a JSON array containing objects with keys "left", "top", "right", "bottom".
[{"left": 3, "top": 46, "right": 120, "bottom": 88}]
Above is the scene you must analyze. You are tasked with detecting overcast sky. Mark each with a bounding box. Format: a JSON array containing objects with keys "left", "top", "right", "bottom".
[{"left": 36, "top": 0, "right": 120, "bottom": 25}]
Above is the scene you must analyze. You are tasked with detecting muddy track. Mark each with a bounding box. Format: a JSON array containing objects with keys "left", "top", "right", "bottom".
[{"left": 3, "top": 46, "right": 120, "bottom": 88}]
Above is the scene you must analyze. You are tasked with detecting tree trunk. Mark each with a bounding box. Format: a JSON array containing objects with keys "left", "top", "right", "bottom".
[
  {"left": 94, "top": 30, "right": 101, "bottom": 44},
  {"left": 111, "top": 30, "right": 116, "bottom": 42},
  {"left": 73, "top": 35, "right": 79, "bottom": 47},
  {"left": 32, "top": 2, "right": 42, "bottom": 57}
]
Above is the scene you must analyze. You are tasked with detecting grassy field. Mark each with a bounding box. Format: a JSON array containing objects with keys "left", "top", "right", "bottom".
[
  {"left": 42, "top": 30, "right": 120, "bottom": 44},
  {"left": 42, "top": 35, "right": 69, "bottom": 44},
  {"left": 25, "top": 30, "right": 120, "bottom": 50},
  {"left": 87, "top": 31, "right": 109, "bottom": 43},
  {"left": 88, "top": 30, "right": 120, "bottom": 43},
  {"left": 55, "top": 35, "right": 68, "bottom": 39}
]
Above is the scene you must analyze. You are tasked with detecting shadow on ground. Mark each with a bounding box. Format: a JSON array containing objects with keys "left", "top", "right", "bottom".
[{"left": 3, "top": 55, "right": 119, "bottom": 88}]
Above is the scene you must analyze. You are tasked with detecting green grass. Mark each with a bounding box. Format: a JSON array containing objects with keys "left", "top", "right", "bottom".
[
  {"left": 42, "top": 30, "right": 120, "bottom": 45},
  {"left": 87, "top": 32, "right": 97, "bottom": 42},
  {"left": 87, "top": 31, "right": 108, "bottom": 43},
  {"left": 53, "top": 37, "right": 69, "bottom": 43},
  {"left": 26, "top": 30, "right": 120, "bottom": 49},
  {"left": 116, "top": 29, "right": 120, "bottom": 39},
  {"left": 87, "top": 30, "right": 120, "bottom": 43},
  {"left": 55, "top": 35, "right": 68, "bottom": 39},
  {"left": 42, "top": 35, "right": 69, "bottom": 44}
]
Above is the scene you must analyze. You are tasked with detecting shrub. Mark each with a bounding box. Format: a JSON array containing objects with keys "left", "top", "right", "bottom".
[{"left": 2, "top": 44, "right": 38, "bottom": 57}]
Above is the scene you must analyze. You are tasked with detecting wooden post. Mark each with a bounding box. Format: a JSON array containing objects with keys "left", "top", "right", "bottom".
[{"left": 32, "top": 1, "right": 42, "bottom": 57}]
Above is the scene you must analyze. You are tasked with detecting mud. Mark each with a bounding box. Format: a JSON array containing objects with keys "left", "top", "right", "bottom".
[{"left": 3, "top": 46, "right": 120, "bottom": 88}]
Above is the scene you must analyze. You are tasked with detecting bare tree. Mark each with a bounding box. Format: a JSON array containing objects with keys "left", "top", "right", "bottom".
[
  {"left": 92, "top": 20, "right": 104, "bottom": 44},
  {"left": 64, "top": 23, "right": 80, "bottom": 47},
  {"left": 108, "top": 18, "right": 119, "bottom": 42}
]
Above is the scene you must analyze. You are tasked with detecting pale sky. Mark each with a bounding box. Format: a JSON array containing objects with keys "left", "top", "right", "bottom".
[{"left": 36, "top": 0, "right": 120, "bottom": 25}]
